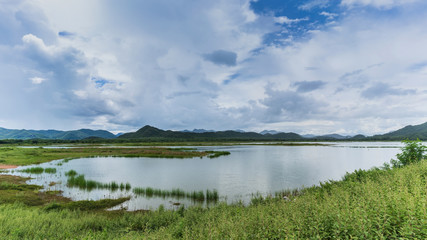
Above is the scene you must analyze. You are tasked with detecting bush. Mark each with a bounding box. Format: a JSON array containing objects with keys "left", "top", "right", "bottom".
[{"left": 391, "top": 139, "right": 426, "bottom": 168}]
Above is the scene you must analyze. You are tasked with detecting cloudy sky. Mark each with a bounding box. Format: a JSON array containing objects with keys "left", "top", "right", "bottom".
[{"left": 1, "top": 0, "right": 427, "bottom": 135}]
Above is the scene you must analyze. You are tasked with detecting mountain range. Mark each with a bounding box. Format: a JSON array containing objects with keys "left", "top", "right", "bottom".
[
  {"left": 0, "top": 128, "right": 116, "bottom": 140},
  {"left": 118, "top": 125, "right": 303, "bottom": 141},
  {"left": 1, "top": 121, "right": 427, "bottom": 141}
]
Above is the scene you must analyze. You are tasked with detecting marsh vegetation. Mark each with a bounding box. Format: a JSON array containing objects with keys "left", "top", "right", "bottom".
[{"left": 0, "top": 146, "right": 229, "bottom": 166}]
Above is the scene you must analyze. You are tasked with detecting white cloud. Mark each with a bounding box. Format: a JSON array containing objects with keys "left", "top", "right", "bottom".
[
  {"left": 341, "top": 0, "right": 421, "bottom": 8},
  {"left": 319, "top": 11, "right": 338, "bottom": 20},
  {"left": 30, "top": 77, "right": 46, "bottom": 84},
  {"left": 299, "top": 0, "right": 330, "bottom": 10},
  {"left": 274, "top": 16, "right": 309, "bottom": 25}
]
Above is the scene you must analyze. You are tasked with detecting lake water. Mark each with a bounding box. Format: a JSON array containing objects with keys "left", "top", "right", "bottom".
[{"left": 5, "top": 142, "right": 404, "bottom": 210}]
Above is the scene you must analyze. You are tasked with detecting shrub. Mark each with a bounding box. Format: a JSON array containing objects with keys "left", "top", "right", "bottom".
[{"left": 391, "top": 139, "right": 426, "bottom": 168}]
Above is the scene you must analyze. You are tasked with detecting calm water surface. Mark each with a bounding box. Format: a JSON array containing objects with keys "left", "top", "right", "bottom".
[{"left": 6, "top": 142, "right": 405, "bottom": 210}]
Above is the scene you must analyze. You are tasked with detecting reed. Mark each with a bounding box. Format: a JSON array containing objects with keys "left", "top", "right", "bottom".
[
  {"left": 206, "top": 189, "right": 219, "bottom": 201},
  {"left": 44, "top": 168, "right": 57, "bottom": 174},
  {"left": 133, "top": 187, "right": 219, "bottom": 202},
  {"left": 19, "top": 167, "right": 44, "bottom": 174},
  {"left": 66, "top": 174, "right": 128, "bottom": 192},
  {"left": 110, "top": 181, "right": 119, "bottom": 191},
  {"left": 65, "top": 169, "right": 77, "bottom": 177}
]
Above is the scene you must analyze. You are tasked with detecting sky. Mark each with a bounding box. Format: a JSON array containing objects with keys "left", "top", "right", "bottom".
[{"left": 1, "top": 0, "right": 427, "bottom": 135}]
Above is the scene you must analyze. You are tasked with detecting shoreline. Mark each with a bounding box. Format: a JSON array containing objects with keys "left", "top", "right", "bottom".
[{"left": 0, "top": 164, "right": 18, "bottom": 169}]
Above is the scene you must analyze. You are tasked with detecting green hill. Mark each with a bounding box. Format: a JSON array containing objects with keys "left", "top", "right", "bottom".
[
  {"left": 119, "top": 125, "right": 304, "bottom": 141},
  {"left": 371, "top": 122, "right": 427, "bottom": 140}
]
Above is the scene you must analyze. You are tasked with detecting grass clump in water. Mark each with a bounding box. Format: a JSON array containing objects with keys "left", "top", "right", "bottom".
[
  {"left": 19, "top": 167, "right": 45, "bottom": 174},
  {"left": 133, "top": 187, "right": 219, "bottom": 202},
  {"left": 206, "top": 189, "right": 219, "bottom": 202},
  {"left": 18, "top": 167, "right": 57, "bottom": 174},
  {"left": 66, "top": 172, "right": 130, "bottom": 192},
  {"left": 65, "top": 169, "right": 77, "bottom": 177},
  {"left": 44, "top": 168, "right": 57, "bottom": 174}
]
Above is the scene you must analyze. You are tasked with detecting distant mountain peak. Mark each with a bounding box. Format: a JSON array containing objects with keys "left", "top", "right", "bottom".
[
  {"left": 260, "top": 130, "right": 282, "bottom": 135},
  {"left": 181, "top": 129, "right": 215, "bottom": 133}
]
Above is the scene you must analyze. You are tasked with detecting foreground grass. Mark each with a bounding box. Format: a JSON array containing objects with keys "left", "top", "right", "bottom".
[
  {"left": 0, "top": 160, "right": 425, "bottom": 239},
  {"left": 0, "top": 146, "right": 221, "bottom": 166},
  {"left": 0, "top": 175, "right": 129, "bottom": 209}
]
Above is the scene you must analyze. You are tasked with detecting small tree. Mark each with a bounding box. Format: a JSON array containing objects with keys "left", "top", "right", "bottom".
[{"left": 391, "top": 139, "right": 426, "bottom": 168}]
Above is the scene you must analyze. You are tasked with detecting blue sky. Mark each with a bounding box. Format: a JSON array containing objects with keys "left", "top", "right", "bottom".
[{"left": 1, "top": 0, "right": 427, "bottom": 135}]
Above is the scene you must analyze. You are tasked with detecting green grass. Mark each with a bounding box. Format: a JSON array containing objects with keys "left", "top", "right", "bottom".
[
  {"left": 0, "top": 160, "right": 426, "bottom": 238},
  {"left": 44, "top": 197, "right": 131, "bottom": 211},
  {"left": 0, "top": 147, "right": 227, "bottom": 166}
]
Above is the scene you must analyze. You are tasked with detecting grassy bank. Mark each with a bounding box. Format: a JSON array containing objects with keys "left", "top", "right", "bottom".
[
  {"left": 0, "top": 146, "right": 227, "bottom": 166},
  {"left": 0, "top": 158, "right": 425, "bottom": 238}
]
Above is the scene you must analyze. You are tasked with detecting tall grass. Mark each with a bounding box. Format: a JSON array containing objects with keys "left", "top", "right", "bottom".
[
  {"left": 65, "top": 169, "right": 77, "bottom": 177},
  {"left": 133, "top": 187, "right": 219, "bottom": 202},
  {"left": 18, "top": 167, "right": 57, "bottom": 174},
  {"left": 19, "top": 167, "right": 44, "bottom": 174},
  {"left": 44, "top": 168, "right": 57, "bottom": 174},
  {"left": 66, "top": 174, "right": 130, "bottom": 192}
]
